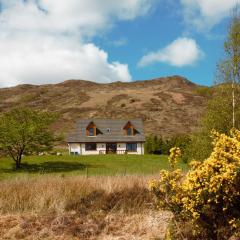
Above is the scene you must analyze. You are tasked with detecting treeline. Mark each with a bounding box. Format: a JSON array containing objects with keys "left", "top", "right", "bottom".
[{"left": 144, "top": 134, "right": 190, "bottom": 158}]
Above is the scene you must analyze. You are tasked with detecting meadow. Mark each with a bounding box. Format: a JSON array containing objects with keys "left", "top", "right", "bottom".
[
  {"left": 0, "top": 153, "right": 188, "bottom": 180},
  {"left": 0, "top": 154, "right": 187, "bottom": 239}
]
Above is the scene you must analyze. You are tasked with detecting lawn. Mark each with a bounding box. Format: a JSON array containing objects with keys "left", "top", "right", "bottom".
[{"left": 0, "top": 154, "right": 188, "bottom": 180}]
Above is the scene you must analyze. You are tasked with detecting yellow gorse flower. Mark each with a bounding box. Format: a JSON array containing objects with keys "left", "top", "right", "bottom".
[{"left": 149, "top": 129, "right": 240, "bottom": 237}]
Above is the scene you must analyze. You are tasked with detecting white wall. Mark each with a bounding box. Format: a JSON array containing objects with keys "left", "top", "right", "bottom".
[
  {"left": 138, "top": 143, "right": 144, "bottom": 154},
  {"left": 117, "top": 143, "right": 126, "bottom": 154},
  {"left": 69, "top": 142, "right": 144, "bottom": 155},
  {"left": 81, "top": 143, "right": 106, "bottom": 155},
  {"left": 69, "top": 143, "right": 80, "bottom": 155}
]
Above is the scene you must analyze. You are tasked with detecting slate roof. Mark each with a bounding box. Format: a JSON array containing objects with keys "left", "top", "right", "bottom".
[{"left": 67, "top": 119, "right": 145, "bottom": 143}]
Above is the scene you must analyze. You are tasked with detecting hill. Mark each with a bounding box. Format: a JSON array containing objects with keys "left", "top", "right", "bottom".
[{"left": 0, "top": 75, "right": 208, "bottom": 137}]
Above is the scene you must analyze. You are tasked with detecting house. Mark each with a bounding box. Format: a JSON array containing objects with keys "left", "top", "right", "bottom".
[{"left": 67, "top": 119, "right": 145, "bottom": 155}]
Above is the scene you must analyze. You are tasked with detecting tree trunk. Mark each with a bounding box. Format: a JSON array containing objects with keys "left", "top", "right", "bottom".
[
  {"left": 15, "top": 157, "right": 22, "bottom": 169},
  {"left": 232, "top": 81, "right": 235, "bottom": 128}
]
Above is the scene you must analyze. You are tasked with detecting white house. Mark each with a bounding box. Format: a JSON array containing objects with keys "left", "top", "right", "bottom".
[{"left": 67, "top": 119, "right": 145, "bottom": 155}]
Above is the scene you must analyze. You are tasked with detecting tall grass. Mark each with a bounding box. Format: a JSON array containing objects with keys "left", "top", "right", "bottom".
[
  {"left": 0, "top": 175, "right": 173, "bottom": 240},
  {"left": 0, "top": 175, "right": 154, "bottom": 214}
]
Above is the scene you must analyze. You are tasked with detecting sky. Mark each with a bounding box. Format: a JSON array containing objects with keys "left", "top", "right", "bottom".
[{"left": 0, "top": 0, "right": 239, "bottom": 88}]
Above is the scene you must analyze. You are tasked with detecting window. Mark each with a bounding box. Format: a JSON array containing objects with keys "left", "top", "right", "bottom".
[
  {"left": 126, "top": 143, "right": 137, "bottom": 152},
  {"left": 127, "top": 128, "right": 133, "bottom": 135},
  {"left": 89, "top": 127, "right": 95, "bottom": 136},
  {"left": 85, "top": 143, "right": 97, "bottom": 151},
  {"left": 107, "top": 128, "right": 111, "bottom": 133}
]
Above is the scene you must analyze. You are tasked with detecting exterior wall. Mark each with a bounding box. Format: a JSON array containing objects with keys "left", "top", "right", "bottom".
[
  {"left": 69, "top": 142, "right": 144, "bottom": 155},
  {"left": 117, "top": 143, "right": 126, "bottom": 154},
  {"left": 127, "top": 142, "right": 144, "bottom": 155},
  {"left": 69, "top": 143, "right": 81, "bottom": 155},
  {"left": 81, "top": 143, "right": 106, "bottom": 155}
]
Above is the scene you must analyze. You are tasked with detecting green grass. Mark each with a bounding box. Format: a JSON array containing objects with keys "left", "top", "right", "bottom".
[{"left": 0, "top": 154, "right": 188, "bottom": 180}]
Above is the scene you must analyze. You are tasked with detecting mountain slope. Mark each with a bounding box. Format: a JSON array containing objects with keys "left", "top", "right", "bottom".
[{"left": 0, "top": 76, "right": 208, "bottom": 137}]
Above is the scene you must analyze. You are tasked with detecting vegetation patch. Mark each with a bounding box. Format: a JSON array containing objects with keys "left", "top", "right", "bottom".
[{"left": 150, "top": 130, "right": 240, "bottom": 239}]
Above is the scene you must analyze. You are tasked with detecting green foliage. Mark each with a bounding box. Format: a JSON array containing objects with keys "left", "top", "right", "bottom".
[
  {"left": 185, "top": 11, "right": 240, "bottom": 163},
  {"left": 217, "top": 11, "right": 240, "bottom": 84},
  {"left": 195, "top": 86, "right": 213, "bottom": 98},
  {"left": 0, "top": 108, "right": 58, "bottom": 168},
  {"left": 165, "top": 135, "right": 191, "bottom": 156},
  {"left": 144, "top": 135, "right": 163, "bottom": 154},
  {"left": 183, "top": 132, "right": 211, "bottom": 163},
  {"left": 145, "top": 134, "right": 190, "bottom": 157},
  {"left": 202, "top": 86, "right": 240, "bottom": 132},
  {"left": 184, "top": 85, "right": 240, "bottom": 163}
]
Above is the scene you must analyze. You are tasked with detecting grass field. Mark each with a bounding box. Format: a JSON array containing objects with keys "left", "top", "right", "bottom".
[
  {"left": 0, "top": 154, "right": 187, "bottom": 239},
  {"left": 0, "top": 154, "right": 188, "bottom": 180}
]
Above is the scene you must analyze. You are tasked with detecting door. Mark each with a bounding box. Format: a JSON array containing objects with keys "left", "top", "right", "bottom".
[{"left": 106, "top": 143, "right": 117, "bottom": 154}]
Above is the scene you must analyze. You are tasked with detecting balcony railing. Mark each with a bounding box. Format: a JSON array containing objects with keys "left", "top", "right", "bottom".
[
  {"left": 99, "top": 150, "right": 128, "bottom": 154},
  {"left": 99, "top": 150, "right": 138, "bottom": 154}
]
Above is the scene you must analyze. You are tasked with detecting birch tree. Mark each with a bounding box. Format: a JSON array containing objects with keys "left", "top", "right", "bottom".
[{"left": 218, "top": 8, "right": 240, "bottom": 127}]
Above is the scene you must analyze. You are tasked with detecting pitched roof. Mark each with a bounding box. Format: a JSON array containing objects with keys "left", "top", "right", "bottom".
[{"left": 67, "top": 119, "right": 145, "bottom": 143}]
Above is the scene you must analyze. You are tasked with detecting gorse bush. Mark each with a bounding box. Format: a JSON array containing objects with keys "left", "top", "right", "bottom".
[
  {"left": 149, "top": 147, "right": 182, "bottom": 215},
  {"left": 150, "top": 129, "right": 240, "bottom": 239}
]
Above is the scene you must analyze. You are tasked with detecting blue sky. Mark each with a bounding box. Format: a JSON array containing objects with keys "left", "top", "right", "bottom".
[
  {"left": 0, "top": 0, "right": 238, "bottom": 88},
  {"left": 94, "top": 2, "right": 230, "bottom": 86}
]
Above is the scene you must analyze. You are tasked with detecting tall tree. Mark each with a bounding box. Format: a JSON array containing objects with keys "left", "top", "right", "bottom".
[
  {"left": 217, "top": 7, "right": 240, "bottom": 127},
  {"left": 0, "top": 108, "right": 58, "bottom": 169},
  {"left": 184, "top": 10, "right": 240, "bottom": 162}
]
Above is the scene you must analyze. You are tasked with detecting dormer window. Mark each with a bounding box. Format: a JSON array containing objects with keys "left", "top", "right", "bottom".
[
  {"left": 123, "top": 121, "right": 137, "bottom": 136},
  {"left": 127, "top": 128, "right": 133, "bottom": 135},
  {"left": 89, "top": 127, "right": 94, "bottom": 136},
  {"left": 86, "top": 121, "right": 97, "bottom": 136},
  {"left": 107, "top": 128, "right": 111, "bottom": 133}
]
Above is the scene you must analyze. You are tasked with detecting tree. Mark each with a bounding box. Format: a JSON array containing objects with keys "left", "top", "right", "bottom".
[
  {"left": 0, "top": 108, "right": 58, "bottom": 169},
  {"left": 217, "top": 8, "right": 240, "bottom": 127},
  {"left": 145, "top": 135, "right": 161, "bottom": 154},
  {"left": 144, "top": 135, "right": 154, "bottom": 154},
  {"left": 184, "top": 11, "right": 240, "bottom": 162},
  {"left": 184, "top": 85, "right": 240, "bottom": 162},
  {"left": 145, "top": 134, "right": 190, "bottom": 156}
]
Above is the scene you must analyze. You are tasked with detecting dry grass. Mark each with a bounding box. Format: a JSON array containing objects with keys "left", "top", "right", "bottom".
[
  {"left": 0, "top": 175, "right": 172, "bottom": 239},
  {"left": 0, "top": 210, "right": 172, "bottom": 240},
  {"left": 0, "top": 175, "right": 153, "bottom": 214}
]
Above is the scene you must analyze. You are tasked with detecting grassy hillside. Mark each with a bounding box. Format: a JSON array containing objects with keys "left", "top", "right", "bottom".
[
  {"left": 0, "top": 154, "right": 188, "bottom": 180},
  {"left": 0, "top": 75, "right": 208, "bottom": 137}
]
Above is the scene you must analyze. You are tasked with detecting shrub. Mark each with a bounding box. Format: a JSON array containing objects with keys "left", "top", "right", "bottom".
[
  {"left": 150, "top": 129, "right": 240, "bottom": 239},
  {"left": 195, "top": 86, "right": 213, "bottom": 98},
  {"left": 145, "top": 135, "right": 164, "bottom": 154},
  {"left": 145, "top": 134, "right": 190, "bottom": 156},
  {"left": 184, "top": 84, "right": 240, "bottom": 163}
]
